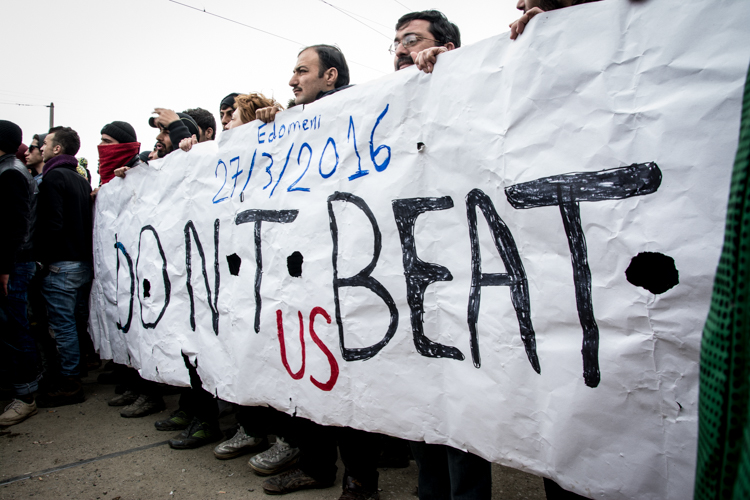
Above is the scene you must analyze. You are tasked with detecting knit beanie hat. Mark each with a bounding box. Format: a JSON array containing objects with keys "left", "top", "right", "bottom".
[
  {"left": 0, "top": 120, "right": 23, "bottom": 155},
  {"left": 16, "top": 143, "right": 28, "bottom": 165},
  {"left": 101, "top": 121, "right": 137, "bottom": 144},
  {"left": 220, "top": 93, "right": 240, "bottom": 110},
  {"left": 33, "top": 133, "right": 47, "bottom": 149}
]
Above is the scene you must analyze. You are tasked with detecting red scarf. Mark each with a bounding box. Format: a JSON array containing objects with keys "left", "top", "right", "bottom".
[{"left": 98, "top": 142, "right": 140, "bottom": 185}]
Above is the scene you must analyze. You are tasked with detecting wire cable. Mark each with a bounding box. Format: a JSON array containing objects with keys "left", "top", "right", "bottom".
[
  {"left": 322, "top": 3, "right": 393, "bottom": 30},
  {"left": 393, "top": 0, "right": 413, "bottom": 11},
  {"left": 167, "top": 0, "right": 387, "bottom": 75},
  {"left": 317, "top": 0, "right": 391, "bottom": 39},
  {"left": 168, "top": 0, "right": 304, "bottom": 45},
  {"left": 0, "top": 101, "right": 49, "bottom": 107}
]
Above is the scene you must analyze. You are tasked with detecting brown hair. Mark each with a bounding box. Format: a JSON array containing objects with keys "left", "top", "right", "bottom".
[{"left": 234, "top": 93, "right": 284, "bottom": 125}]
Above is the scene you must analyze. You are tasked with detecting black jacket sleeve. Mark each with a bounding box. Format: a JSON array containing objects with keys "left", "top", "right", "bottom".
[
  {"left": 0, "top": 169, "right": 31, "bottom": 274},
  {"left": 167, "top": 119, "right": 192, "bottom": 149}
]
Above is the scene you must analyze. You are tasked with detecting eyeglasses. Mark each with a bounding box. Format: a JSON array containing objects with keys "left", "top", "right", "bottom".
[
  {"left": 28, "top": 145, "right": 39, "bottom": 152},
  {"left": 389, "top": 33, "right": 440, "bottom": 54}
]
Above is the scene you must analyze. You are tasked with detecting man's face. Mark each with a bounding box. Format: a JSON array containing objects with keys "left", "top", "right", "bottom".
[
  {"left": 155, "top": 126, "right": 173, "bottom": 158},
  {"left": 227, "top": 108, "right": 243, "bottom": 130},
  {"left": 220, "top": 106, "right": 234, "bottom": 131},
  {"left": 393, "top": 19, "right": 438, "bottom": 71},
  {"left": 41, "top": 133, "right": 58, "bottom": 161},
  {"left": 100, "top": 134, "right": 119, "bottom": 146},
  {"left": 25, "top": 139, "right": 43, "bottom": 165},
  {"left": 289, "top": 49, "right": 330, "bottom": 105}
]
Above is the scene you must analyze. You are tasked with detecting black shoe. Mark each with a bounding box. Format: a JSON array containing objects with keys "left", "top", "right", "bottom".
[
  {"left": 37, "top": 378, "right": 85, "bottom": 408},
  {"left": 168, "top": 417, "right": 221, "bottom": 449},
  {"left": 339, "top": 475, "right": 380, "bottom": 500},
  {"left": 155, "top": 409, "right": 191, "bottom": 431}
]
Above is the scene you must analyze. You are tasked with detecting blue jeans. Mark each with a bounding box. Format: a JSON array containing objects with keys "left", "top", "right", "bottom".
[
  {"left": 0, "top": 261, "right": 41, "bottom": 396},
  {"left": 410, "top": 442, "right": 492, "bottom": 500},
  {"left": 42, "top": 261, "right": 92, "bottom": 378}
]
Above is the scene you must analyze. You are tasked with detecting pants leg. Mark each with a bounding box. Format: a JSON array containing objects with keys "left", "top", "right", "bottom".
[
  {"left": 0, "top": 262, "right": 40, "bottom": 396},
  {"left": 295, "top": 418, "right": 338, "bottom": 484},
  {"left": 445, "top": 446, "right": 492, "bottom": 500},
  {"left": 411, "top": 442, "right": 451, "bottom": 500},
  {"left": 42, "top": 261, "right": 92, "bottom": 378},
  {"left": 179, "top": 353, "right": 218, "bottom": 423},
  {"left": 238, "top": 405, "right": 294, "bottom": 441},
  {"left": 75, "top": 279, "right": 95, "bottom": 372},
  {"left": 339, "top": 428, "right": 381, "bottom": 491},
  {"left": 27, "top": 265, "right": 56, "bottom": 379}
]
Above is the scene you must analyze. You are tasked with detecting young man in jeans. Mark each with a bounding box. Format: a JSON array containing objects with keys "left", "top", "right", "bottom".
[
  {"left": 0, "top": 120, "right": 42, "bottom": 426},
  {"left": 36, "top": 126, "right": 93, "bottom": 407}
]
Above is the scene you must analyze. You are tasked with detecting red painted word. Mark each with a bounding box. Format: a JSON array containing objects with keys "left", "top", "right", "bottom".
[{"left": 276, "top": 307, "right": 339, "bottom": 391}]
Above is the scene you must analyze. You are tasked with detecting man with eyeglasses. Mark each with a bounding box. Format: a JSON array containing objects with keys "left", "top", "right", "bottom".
[
  {"left": 392, "top": 10, "right": 493, "bottom": 500},
  {"left": 25, "top": 133, "right": 47, "bottom": 185},
  {"left": 391, "top": 10, "right": 460, "bottom": 72}
]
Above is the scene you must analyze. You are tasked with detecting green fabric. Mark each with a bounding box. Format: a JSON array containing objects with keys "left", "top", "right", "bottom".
[{"left": 694, "top": 63, "right": 750, "bottom": 500}]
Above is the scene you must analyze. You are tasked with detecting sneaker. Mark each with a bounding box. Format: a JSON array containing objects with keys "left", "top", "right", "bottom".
[
  {"left": 213, "top": 425, "right": 268, "bottom": 460},
  {"left": 249, "top": 437, "right": 301, "bottom": 476},
  {"left": 108, "top": 390, "right": 139, "bottom": 407},
  {"left": 120, "top": 394, "right": 166, "bottom": 418},
  {"left": 0, "top": 399, "right": 38, "bottom": 427},
  {"left": 155, "top": 409, "right": 192, "bottom": 431},
  {"left": 37, "top": 377, "right": 85, "bottom": 408},
  {"left": 261, "top": 467, "right": 334, "bottom": 495},
  {"left": 339, "top": 475, "right": 380, "bottom": 500},
  {"left": 169, "top": 417, "right": 222, "bottom": 449}
]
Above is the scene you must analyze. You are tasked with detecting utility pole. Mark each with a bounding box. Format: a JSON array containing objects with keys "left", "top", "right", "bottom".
[{"left": 48, "top": 102, "right": 54, "bottom": 128}]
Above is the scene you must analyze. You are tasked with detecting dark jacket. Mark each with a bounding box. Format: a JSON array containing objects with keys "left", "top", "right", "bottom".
[
  {"left": 37, "top": 154, "right": 93, "bottom": 264},
  {"left": 314, "top": 84, "right": 353, "bottom": 102},
  {"left": 0, "top": 153, "right": 37, "bottom": 272}
]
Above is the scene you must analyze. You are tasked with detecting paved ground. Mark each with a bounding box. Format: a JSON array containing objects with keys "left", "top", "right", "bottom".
[{"left": 0, "top": 367, "right": 546, "bottom": 500}]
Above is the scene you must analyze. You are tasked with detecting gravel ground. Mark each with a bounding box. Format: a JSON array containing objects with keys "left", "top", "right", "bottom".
[{"left": 1, "top": 366, "right": 546, "bottom": 500}]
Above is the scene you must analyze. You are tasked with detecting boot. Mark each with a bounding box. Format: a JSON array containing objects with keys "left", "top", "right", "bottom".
[{"left": 37, "top": 377, "right": 85, "bottom": 408}]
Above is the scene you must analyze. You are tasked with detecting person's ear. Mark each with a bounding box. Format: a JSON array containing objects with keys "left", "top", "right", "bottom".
[{"left": 324, "top": 67, "right": 338, "bottom": 87}]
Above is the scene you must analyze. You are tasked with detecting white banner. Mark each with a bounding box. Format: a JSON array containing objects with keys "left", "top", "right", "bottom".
[{"left": 89, "top": 1, "right": 750, "bottom": 498}]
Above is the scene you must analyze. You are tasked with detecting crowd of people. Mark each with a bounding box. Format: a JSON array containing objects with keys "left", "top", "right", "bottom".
[{"left": 1, "top": 2, "right": 598, "bottom": 499}]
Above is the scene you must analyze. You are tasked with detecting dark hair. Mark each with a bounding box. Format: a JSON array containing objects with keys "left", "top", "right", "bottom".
[
  {"left": 184, "top": 108, "right": 217, "bottom": 140},
  {"left": 396, "top": 10, "right": 461, "bottom": 48},
  {"left": 48, "top": 126, "right": 81, "bottom": 156},
  {"left": 299, "top": 45, "right": 350, "bottom": 88}
]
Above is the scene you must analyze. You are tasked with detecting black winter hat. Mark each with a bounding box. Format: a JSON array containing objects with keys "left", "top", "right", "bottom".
[
  {"left": 148, "top": 112, "right": 200, "bottom": 138},
  {"left": 101, "top": 121, "right": 137, "bottom": 144},
  {"left": 220, "top": 93, "right": 240, "bottom": 110},
  {"left": 0, "top": 120, "right": 23, "bottom": 155}
]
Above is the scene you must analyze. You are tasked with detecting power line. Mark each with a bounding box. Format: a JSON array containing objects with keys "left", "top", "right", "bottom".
[
  {"left": 324, "top": 3, "right": 393, "bottom": 30},
  {"left": 167, "top": 0, "right": 387, "bottom": 75},
  {"left": 393, "top": 0, "right": 413, "bottom": 11},
  {"left": 0, "top": 101, "right": 49, "bottom": 107},
  {"left": 317, "top": 0, "right": 391, "bottom": 39},
  {"left": 168, "top": 0, "right": 304, "bottom": 45}
]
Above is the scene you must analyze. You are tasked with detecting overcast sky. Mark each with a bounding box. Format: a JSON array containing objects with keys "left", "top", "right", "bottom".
[{"left": 3, "top": 0, "right": 520, "bottom": 186}]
